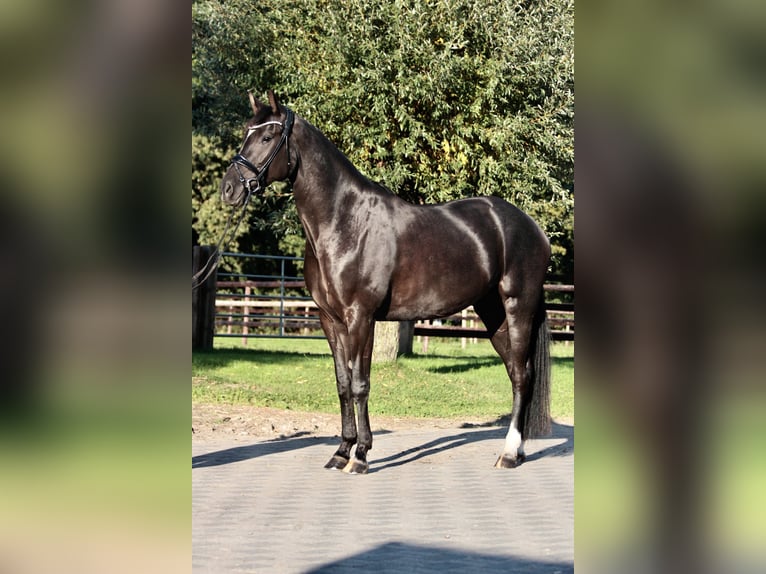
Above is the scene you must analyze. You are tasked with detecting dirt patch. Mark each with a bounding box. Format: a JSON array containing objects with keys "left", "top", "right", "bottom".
[{"left": 192, "top": 403, "right": 573, "bottom": 443}]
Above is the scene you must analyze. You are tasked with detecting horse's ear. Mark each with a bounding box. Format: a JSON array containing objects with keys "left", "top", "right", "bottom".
[
  {"left": 267, "top": 90, "right": 281, "bottom": 114},
  {"left": 247, "top": 91, "right": 262, "bottom": 116}
]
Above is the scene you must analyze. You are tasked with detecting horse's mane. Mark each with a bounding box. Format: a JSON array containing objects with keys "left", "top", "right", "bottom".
[{"left": 373, "top": 181, "right": 396, "bottom": 196}]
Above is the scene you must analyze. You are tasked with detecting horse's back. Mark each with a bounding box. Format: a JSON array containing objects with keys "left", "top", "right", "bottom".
[
  {"left": 466, "top": 196, "right": 550, "bottom": 298},
  {"left": 450, "top": 196, "right": 545, "bottom": 240},
  {"left": 383, "top": 195, "right": 548, "bottom": 320},
  {"left": 428, "top": 195, "right": 549, "bottom": 269}
]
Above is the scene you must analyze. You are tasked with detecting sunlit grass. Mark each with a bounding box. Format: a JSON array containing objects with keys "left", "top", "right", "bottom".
[{"left": 193, "top": 338, "right": 574, "bottom": 420}]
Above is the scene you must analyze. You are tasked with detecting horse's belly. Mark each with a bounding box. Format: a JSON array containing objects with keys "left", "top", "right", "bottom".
[
  {"left": 383, "top": 274, "right": 492, "bottom": 321},
  {"left": 383, "top": 301, "right": 472, "bottom": 322}
]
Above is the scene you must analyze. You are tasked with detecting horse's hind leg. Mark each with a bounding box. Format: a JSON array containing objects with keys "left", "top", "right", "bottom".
[
  {"left": 495, "top": 318, "right": 535, "bottom": 468},
  {"left": 475, "top": 293, "right": 534, "bottom": 468}
]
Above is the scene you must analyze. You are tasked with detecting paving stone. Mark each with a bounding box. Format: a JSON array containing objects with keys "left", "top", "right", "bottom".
[{"left": 193, "top": 422, "right": 573, "bottom": 573}]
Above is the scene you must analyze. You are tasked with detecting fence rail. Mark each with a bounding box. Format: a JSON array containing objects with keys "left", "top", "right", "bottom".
[{"left": 193, "top": 250, "right": 573, "bottom": 349}]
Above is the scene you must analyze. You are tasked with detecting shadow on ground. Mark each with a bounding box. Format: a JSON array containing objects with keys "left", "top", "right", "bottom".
[
  {"left": 423, "top": 357, "right": 501, "bottom": 374},
  {"left": 402, "top": 353, "right": 573, "bottom": 376},
  {"left": 192, "top": 348, "right": 330, "bottom": 369},
  {"left": 193, "top": 432, "right": 343, "bottom": 468},
  {"left": 193, "top": 348, "right": 573, "bottom": 374},
  {"left": 192, "top": 422, "right": 572, "bottom": 472},
  {"left": 305, "top": 541, "right": 573, "bottom": 573},
  {"left": 369, "top": 421, "right": 573, "bottom": 473}
]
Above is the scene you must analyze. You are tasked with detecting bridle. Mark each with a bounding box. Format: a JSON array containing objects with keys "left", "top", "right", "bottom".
[
  {"left": 193, "top": 107, "right": 295, "bottom": 291},
  {"left": 230, "top": 107, "right": 295, "bottom": 201}
]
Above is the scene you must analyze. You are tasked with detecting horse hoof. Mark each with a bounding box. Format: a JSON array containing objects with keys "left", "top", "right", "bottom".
[
  {"left": 494, "top": 454, "right": 524, "bottom": 469},
  {"left": 342, "top": 459, "right": 369, "bottom": 475},
  {"left": 324, "top": 455, "right": 349, "bottom": 470}
]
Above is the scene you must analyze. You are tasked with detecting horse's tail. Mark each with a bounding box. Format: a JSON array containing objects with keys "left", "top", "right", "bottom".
[{"left": 523, "top": 295, "right": 552, "bottom": 438}]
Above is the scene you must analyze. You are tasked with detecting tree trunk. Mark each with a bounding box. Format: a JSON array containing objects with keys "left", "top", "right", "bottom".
[{"left": 372, "top": 321, "right": 414, "bottom": 363}]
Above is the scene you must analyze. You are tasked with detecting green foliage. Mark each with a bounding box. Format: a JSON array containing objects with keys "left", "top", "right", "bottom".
[
  {"left": 191, "top": 133, "right": 235, "bottom": 246},
  {"left": 193, "top": 0, "right": 573, "bottom": 277}
]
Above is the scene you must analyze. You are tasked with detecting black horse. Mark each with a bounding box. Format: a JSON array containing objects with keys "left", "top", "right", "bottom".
[{"left": 220, "top": 91, "right": 551, "bottom": 474}]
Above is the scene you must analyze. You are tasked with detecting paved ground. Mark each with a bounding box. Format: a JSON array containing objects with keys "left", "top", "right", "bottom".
[{"left": 193, "top": 421, "right": 573, "bottom": 573}]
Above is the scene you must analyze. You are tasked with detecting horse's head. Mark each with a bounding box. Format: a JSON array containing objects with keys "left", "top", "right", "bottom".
[{"left": 220, "top": 90, "right": 295, "bottom": 207}]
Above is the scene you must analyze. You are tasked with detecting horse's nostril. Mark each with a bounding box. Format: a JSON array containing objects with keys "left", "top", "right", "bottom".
[{"left": 222, "top": 181, "right": 233, "bottom": 199}]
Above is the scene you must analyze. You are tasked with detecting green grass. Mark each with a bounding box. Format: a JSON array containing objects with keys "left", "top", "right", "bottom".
[{"left": 193, "top": 338, "right": 574, "bottom": 421}]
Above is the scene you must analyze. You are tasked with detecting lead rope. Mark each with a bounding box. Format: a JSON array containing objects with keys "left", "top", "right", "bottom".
[{"left": 192, "top": 193, "right": 252, "bottom": 290}]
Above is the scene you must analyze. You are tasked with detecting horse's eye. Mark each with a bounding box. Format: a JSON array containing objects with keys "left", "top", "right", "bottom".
[{"left": 263, "top": 136, "right": 273, "bottom": 143}]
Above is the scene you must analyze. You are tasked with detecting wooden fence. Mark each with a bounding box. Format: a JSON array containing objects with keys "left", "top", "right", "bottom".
[
  {"left": 413, "top": 283, "right": 574, "bottom": 352},
  {"left": 192, "top": 249, "right": 573, "bottom": 350}
]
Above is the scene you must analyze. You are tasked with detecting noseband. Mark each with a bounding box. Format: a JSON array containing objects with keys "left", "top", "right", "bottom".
[{"left": 230, "top": 107, "right": 295, "bottom": 200}]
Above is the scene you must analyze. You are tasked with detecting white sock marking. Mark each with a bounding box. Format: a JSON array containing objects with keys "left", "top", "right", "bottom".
[{"left": 504, "top": 426, "right": 522, "bottom": 457}]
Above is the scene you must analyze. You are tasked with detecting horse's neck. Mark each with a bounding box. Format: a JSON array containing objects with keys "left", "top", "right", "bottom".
[{"left": 291, "top": 119, "right": 376, "bottom": 239}]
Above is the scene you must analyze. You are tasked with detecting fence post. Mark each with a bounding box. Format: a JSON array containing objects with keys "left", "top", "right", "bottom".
[
  {"left": 192, "top": 245, "right": 217, "bottom": 351},
  {"left": 242, "top": 285, "right": 250, "bottom": 346},
  {"left": 279, "top": 258, "right": 286, "bottom": 337},
  {"left": 460, "top": 308, "right": 468, "bottom": 349}
]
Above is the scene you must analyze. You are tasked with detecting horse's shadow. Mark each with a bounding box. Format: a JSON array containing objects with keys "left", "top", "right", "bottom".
[
  {"left": 192, "top": 421, "right": 572, "bottom": 471},
  {"left": 369, "top": 420, "right": 573, "bottom": 473},
  {"left": 192, "top": 432, "right": 340, "bottom": 468}
]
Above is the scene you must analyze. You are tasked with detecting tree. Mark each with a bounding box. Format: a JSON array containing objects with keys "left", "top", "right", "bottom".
[
  {"left": 372, "top": 321, "right": 415, "bottom": 363},
  {"left": 193, "top": 0, "right": 573, "bottom": 279}
]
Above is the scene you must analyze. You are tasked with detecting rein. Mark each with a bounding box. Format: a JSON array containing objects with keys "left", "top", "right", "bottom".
[
  {"left": 192, "top": 107, "right": 295, "bottom": 291},
  {"left": 191, "top": 195, "right": 251, "bottom": 290}
]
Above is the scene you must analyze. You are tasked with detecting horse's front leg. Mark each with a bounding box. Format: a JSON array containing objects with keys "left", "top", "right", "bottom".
[
  {"left": 324, "top": 351, "right": 358, "bottom": 470},
  {"left": 320, "top": 312, "right": 358, "bottom": 470},
  {"left": 342, "top": 320, "right": 375, "bottom": 474}
]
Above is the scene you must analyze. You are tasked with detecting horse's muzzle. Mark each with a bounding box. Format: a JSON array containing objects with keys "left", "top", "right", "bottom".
[{"left": 221, "top": 180, "right": 246, "bottom": 207}]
